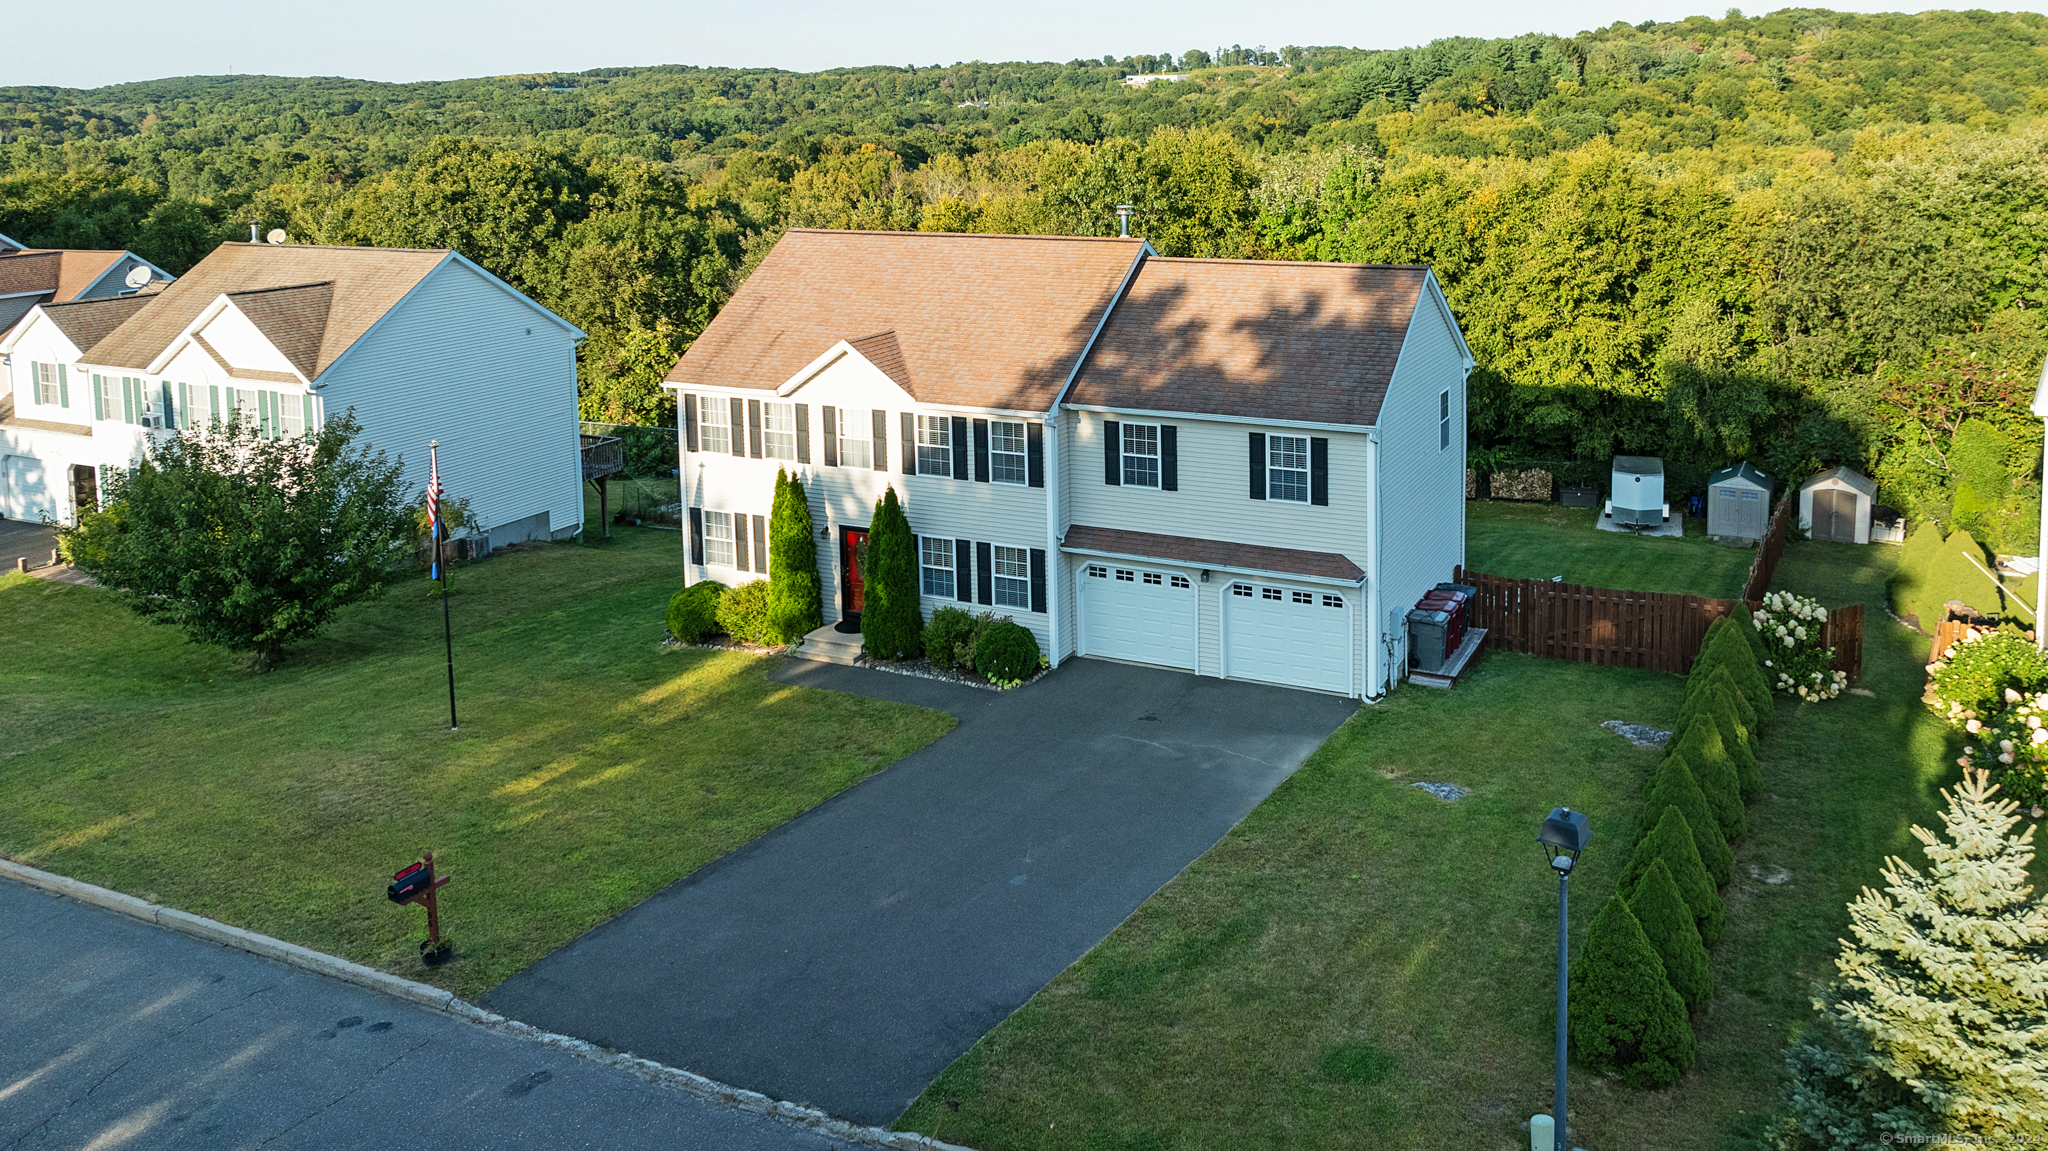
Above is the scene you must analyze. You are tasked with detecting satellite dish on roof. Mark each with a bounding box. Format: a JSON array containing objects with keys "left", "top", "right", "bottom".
[
  {"left": 123, "top": 265, "right": 153, "bottom": 289},
  {"left": 266, "top": 228, "right": 287, "bottom": 245}
]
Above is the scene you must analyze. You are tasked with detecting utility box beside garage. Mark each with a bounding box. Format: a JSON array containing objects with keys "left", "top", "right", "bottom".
[
  {"left": 1800, "top": 466, "right": 1878, "bottom": 544},
  {"left": 1706, "top": 462, "right": 1772, "bottom": 542}
]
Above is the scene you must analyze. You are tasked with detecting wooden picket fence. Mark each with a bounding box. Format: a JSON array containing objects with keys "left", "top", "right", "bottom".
[
  {"left": 1740, "top": 495, "right": 1796, "bottom": 604},
  {"left": 1453, "top": 566, "right": 1864, "bottom": 679}
]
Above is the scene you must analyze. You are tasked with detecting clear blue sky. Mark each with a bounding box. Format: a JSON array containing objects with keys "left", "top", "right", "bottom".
[{"left": 10, "top": 0, "right": 1912, "bottom": 89}]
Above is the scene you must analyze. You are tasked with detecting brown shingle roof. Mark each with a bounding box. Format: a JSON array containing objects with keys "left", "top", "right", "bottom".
[
  {"left": 40, "top": 294, "right": 153, "bottom": 353},
  {"left": 667, "top": 229, "right": 1146, "bottom": 411},
  {"left": 227, "top": 282, "right": 333, "bottom": 380},
  {"left": 847, "top": 329, "right": 911, "bottom": 392},
  {"left": 1066, "top": 257, "right": 1430, "bottom": 426},
  {"left": 1062, "top": 524, "right": 1364, "bottom": 582},
  {"left": 0, "top": 250, "right": 60, "bottom": 298},
  {"left": 85, "top": 243, "right": 448, "bottom": 377},
  {"left": 41, "top": 250, "right": 128, "bottom": 301}
]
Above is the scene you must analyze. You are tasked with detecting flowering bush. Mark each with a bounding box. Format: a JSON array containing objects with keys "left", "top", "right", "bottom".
[
  {"left": 1925, "top": 628, "right": 2048, "bottom": 807},
  {"left": 1751, "top": 591, "right": 1849, "bottom": 703}
]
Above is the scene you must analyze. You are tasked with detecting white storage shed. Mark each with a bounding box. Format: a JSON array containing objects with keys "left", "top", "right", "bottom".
[
  {"left": 1706, "top": 462, "right": 1772, "bottom": 541},
  {"left": 1800, "top": 466, "right": 1878, "bottom": 544}
]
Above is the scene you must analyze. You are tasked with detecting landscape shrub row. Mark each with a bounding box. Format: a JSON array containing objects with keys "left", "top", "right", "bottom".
[{"left": 1569, "top": 614, "right": 1779, "bottom": 1087}]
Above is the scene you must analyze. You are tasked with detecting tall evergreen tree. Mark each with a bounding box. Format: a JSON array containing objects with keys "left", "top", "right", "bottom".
[
  {"left": 767, "top": 469, "right": 823, "bottom": 642},
  {"left": 1630, "top": 858, "right": 1715, "bottom": 1012},
  {"left": 1621, "top": 804, "right": 1727, "bottom": 945},
  {"left": 1822, "top": 770, "right": 2048, "bottom": 1135},
  {"left": 1569, "top": 893, "right": 1697, "bottom": 1089},
  {"left": 1641, "top": 752, "right": 1735, "bottom": 888},
  {"left": 860, "top": 486, "right": 923, "bottom": 660}
]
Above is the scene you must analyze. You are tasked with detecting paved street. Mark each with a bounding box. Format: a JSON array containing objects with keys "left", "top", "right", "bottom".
[
  {"left": 0, "top": 518, "right": 57, "bottom": 571},
  {"left": 0, "top": 878, "right": 850, "bottom": 1150},
  {"left": 484, "top": 658, "right": 1356, "bottom": 1126}
]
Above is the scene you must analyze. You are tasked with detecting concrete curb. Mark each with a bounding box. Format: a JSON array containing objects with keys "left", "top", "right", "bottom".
[{"left": 0, "top": 858, "right": 975, "bottom": 1151}]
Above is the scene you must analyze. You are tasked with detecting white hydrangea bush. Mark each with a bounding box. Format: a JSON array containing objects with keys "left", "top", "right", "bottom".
[{"left": 1752, "top": 591, "right": 1848, "bottom": 703}]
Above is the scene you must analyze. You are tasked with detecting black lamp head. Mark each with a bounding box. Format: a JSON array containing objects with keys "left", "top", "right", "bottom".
[{"left": 1539, "top": 807, "right": 1591, "bottom": 874}]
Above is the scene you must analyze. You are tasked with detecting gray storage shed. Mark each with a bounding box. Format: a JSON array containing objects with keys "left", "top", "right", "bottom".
[
  {"left": 1707, "top": 462, "right": 1772, "bottom": 541},
  {"left": 1801, "top": 466, "right": 1878, "bottom": 544}
]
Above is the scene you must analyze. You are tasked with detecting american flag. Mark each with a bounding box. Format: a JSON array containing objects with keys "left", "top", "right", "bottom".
[{"left": 427, "top": 443, "right": 444, "bottom": 580}]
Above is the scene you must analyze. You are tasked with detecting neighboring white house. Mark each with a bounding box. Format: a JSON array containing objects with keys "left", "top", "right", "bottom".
[
  {"left": 0, "top": 246, "right": 174, "bottom": 339},
  {"left": 663, "top": 228, "right": 1473, "bottom": 699},
  {"left": 0, "top": 241, "right": 585, "bottom": 542}
]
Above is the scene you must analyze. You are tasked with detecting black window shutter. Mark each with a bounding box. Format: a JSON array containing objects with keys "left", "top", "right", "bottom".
[
  {"left": 795, "top": 404, "right": 810, "bottom": 464},
  {"left": 901, "top": 411, "right": 916, "bottom": 474},
  {"left": 730, "top": 398, "right": 746, "bottom": 458},
  {"left": 972, "top": 418, "right": 990, "bottom": 483},
  {"left": 748, "top": 399, "right": 764, "bottom": 458},
  {"left": 871, "top": 409, "right": 889, "bottom": 472},
  {"left": 735, "top": 515, "right": 750, "bottom": 572},
  {"left": 951, "top": 415, "right": 969, "bottom": 480},
  {"left": 955, "top": 538, "right": 973, "bottom": 601},
  {"left": 754, "top": 515, "right": 768, "bottom": 572},
  {"left": 684, "top": 394, "right": 699, "bottom": 452},
  {"left": 1104, "top": 420, "right": 1121, "bottom": 486},
  {"left": 976, "top": 541, "right": 993, "bottom": 605},
  {"left": 1027, "top": 422, "right": 1044, "bottom": 488},
  {"left": 1310, "top": 437, "right": 1329, "bottom": 506},
  {"left": 1161, "top": 425, "right": 1178, "bottom": 491},
  {"left": 688, "top": 508, "right": 704, "bottom": 564},
  {"left": 1249, "top": 432, "right": 1267, "bottom": 500},
  {"left": 1029, "top": 549, "right": 1047, "bottom": 613},
  {"left": 823, "top": 406, "right": 838, "bottom": 467}
]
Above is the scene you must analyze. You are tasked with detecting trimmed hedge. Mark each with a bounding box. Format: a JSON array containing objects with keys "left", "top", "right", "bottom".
[
  {"left": 1621, "top": 804, "right": 1726, "bottom": 945},
  {"left": 667, "top": 581, "right": 727, "bottom": 643},
  {"left": 974, "top": 620, "right": 1041, "bottom": 684},
  {"left": 1668, "top": 720, "right": 1746, "bottom": 841},
  {"left": 715, "top": 579, "right": 778, "bottom": 646},
  {"left": 1688, "top": 680, "right": 1762, "bottom": 804},
  {"left": 1568, "top": 894, "right": 1697, "bottom": 1089},
  {"left": 1640, "top": 755, "right": 1734, "bottom": 890},
  {"left": 1631, "top": 858, "right": 1714, "bottom": 1012}
]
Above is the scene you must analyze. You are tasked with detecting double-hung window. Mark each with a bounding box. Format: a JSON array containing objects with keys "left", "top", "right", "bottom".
[
  {"left": 763, "top": 401, "right": 796, "bottom": 460},
  {"left": 991, "top": 545, "right": 1031, "bottom": 609},
  {"left": 916, "top": 415, "right": 951, "bottom": 475},
  {"left": 97, "top": 375, "right": 120, "bottom": 422},
  {"left": 991, "top": 420, "right": 1028, "bottom": 484},
  {"left": 1439, "top": 389, "right": 1452, "bottom": 451},
  {"left": 34, "top": 363, "right": 61, "bottom": 406},
  {"left": 920, "top": 535, "right": 956, "bottom": 597},
  {"left": 277, "top": 392, "right": 305, "bottom": 437},
  {"left": 1121, "top": 422, "right": 1160, "bottom": 487},
  {"left": 838, "top": 408, "right": 872, "bottom": 469},
  {"left": 698, "top": 396, "right": 730, "bottom": 454},
  {"left": 1268, "top": 434, "right": 1310, "bottom": 502},
  {"left": 702, "top": 511, "right": 735, "bottom": 566}
]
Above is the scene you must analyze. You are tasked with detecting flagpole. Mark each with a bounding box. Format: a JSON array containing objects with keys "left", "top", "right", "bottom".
[{"left": 430, "top": 440, "right": 457, "bottom": 732}]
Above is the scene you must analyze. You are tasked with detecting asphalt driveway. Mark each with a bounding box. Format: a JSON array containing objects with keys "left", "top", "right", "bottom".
[{"left": 482, "top": 657, "right": 1356, "bottom": 1126}]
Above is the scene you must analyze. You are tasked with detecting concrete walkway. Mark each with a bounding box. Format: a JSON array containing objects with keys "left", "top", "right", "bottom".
[
  {"left": 0, "top": 878, "right": 850, "bottom": 1150},
  {"left": 483, "top": 658, "right": 1357, "bottom": 1126}
]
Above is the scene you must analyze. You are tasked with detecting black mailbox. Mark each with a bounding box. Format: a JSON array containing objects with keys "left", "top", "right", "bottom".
[{"left": 388, "top": 862, "right": 431, "bottom": 903}]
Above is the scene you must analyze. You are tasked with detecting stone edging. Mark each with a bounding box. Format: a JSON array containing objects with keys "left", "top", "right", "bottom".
[{"left": 0, "top": 857, "right": 973, "bottom": 1151}]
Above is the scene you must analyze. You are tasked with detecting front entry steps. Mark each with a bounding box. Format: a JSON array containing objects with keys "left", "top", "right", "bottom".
[{"left": 797, "top": 623, "right": 864, "bottom": 666}]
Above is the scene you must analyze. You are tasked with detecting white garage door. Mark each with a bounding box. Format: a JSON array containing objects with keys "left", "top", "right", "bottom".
[
  {"left": 1079, "top": 562, "right": 1197, "bottom": 670},
  {"left": 1, "top": 455, "right": 54, "bottom": 522},
  {"left": 1223, "top": 581, "right": 1352, "bottom": 694}
]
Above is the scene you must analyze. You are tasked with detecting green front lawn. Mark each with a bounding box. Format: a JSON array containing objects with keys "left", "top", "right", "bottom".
[
  {"left": 0, "top": 528, "right": 952, "bottom": 999},
  {"left": 1466, "top": 500, "right": 1756, "bottom": 599},
  {"left": 899, "top": 537, "right": 1960, "bottom": 1148}
]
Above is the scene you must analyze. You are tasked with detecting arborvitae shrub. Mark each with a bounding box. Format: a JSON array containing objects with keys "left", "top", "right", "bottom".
[
  {"left": 1703, "top": 623, "right": 1773, "bottom": 721},
  {"left": 1668, "top": 720, "right": 1746, "bottom": 841},
  {"left": 1568, "top": 893, "right": 1697, "bottom": 1089},
  {"left": 860, "top": 487, "right": 923, "bottom": 660},
  {"left": 1622, "top": 804, "right": 1726, "bottom": 944},
  {"left": 715, "top": 579, "right": 777, "bottom": 645},
  {"left": 1641, "top": 754, "right": 1735, "bottom": 888},
  {"left": 767, "top": 470, "right": 823, "bottom": 643},
  {"left": 1681, "top": 682, "right": 1760, "bottom": 805},
  {"left": 974, "top": 619, "right": 1041, "bottom": 684},
  {"left": 1889, "top": 520, "right": 1946, "bottom": 627},
  {"left": 1691, "top": 662, "right": 1759, "bottom": 736},
  {"left": 1629, "top": 858, "right": 1715, "bottom": 1012},
  {"left": 667, "top": 580, "right": 726, "bottom": 643},
  {"left": 1919, "top": 527, "right": 2003, "bottom": 627}
]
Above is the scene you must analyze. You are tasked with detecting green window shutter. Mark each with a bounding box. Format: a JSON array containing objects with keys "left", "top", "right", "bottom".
[
  {"left": 57, "top": 364, "right": 68, "bottom": 407},
  {"left": 123, "top": 377, "right": 136, "bottom": 424},
  {"left": 210, "top": 385, "right": 221, "bottom": 428},
  {"left": 26, "top": 362, "right": 37, "bottom": 403},
  {"left": 302, "top": 393, "right": 314, "bottom": 435},
  {"left": 92, "top": 374, "right": 104, "bottom": 420}
]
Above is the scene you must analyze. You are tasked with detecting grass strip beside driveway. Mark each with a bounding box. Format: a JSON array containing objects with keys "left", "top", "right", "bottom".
[{"left": 0, "top": 528, "right": 953, "bottom": 1000}]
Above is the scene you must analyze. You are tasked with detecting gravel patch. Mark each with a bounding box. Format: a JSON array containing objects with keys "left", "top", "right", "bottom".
[
  {"left": 853, "top": 655, "right": 1050, "bottom": 692},
  {"left": 1411, "top": 781, "right": 1470, "bottom": 801},
  {"left": 1602, "top": 720, "right": 1671, "bottom": 748}
]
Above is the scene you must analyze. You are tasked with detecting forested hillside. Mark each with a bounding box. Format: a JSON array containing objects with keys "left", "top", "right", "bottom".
[{"left": 6, "top": 8, "right": 2048, "bottom": 547}]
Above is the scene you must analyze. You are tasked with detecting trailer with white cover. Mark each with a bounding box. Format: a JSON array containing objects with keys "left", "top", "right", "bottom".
[{"left": 1604, "top": 455, "right": 1668, "bottom": 531}]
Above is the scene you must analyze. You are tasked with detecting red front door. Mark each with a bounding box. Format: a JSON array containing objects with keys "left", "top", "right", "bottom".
[{"left": 842, "top": 527, "right": 869, "bottom": 615}]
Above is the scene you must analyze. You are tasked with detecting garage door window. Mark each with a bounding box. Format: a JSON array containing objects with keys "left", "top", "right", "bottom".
[
  {"left": 1171, "top": 575, "right": 1190, "bottom": 588},
  {"left": 1323, "top": 594, "right": 1344, "bottom": 608},
  {"left": 1232, "top": 582, "right": 1253, "bottom": 597},
  {"left": 920, "top": 535, "right": 956, "bottom": 597},
  {"left": 993, "top": 546, "right": 1031, "bottom": 608},
  {"left": 1087, "top": 564, "right": 1107, "bottom": 578},
  {"left": 1292, "top": 590, "right": 1312, "bottom": 604},
  {"left": 1262, "top": 587, "right": 1282, "bottom": 601}
]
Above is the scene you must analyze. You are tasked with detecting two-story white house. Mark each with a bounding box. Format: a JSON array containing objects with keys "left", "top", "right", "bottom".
[
  {"left": 0, "top": 241, "right": 585, "bottom": 543},
  {"left": 664, "top": 228, "right": 1472, "bottom": 699}
]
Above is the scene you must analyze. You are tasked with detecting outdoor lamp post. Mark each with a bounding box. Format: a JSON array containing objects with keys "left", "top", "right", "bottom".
[{"left": 1537, "top": 807, "right": 1591, "bottom": 1151}]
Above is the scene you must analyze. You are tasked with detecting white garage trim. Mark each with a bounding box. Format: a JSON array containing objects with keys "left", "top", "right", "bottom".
[
  {"left": 1220, "top": 578, "right": 1355, "bottom": 696},
  {"left": 1077, "top": 561, "right": 1198, "bottom": 670},
  {"left": 1061, "top": 546, "right": 1362, "bottom": 588}
]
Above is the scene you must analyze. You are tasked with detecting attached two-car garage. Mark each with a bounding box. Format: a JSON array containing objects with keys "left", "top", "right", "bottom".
[
  {"left": 1, "top": 454, "right": 54, "bottom": 522},
  {"left": 1076, "top": 560, "right": 1353, "bottom": 695}
]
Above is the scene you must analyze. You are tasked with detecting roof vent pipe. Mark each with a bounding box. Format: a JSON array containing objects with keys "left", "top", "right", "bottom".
[
  {"left": 1115, "top": 205, "right": 1134, "bottom": 237},
  {"left": 249, "top": 222, "right": 260, "bottom": 243}
]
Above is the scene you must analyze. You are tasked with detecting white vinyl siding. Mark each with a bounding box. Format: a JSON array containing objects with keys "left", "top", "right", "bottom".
[
  {"left": 920, "top": 535, "right": 956, "bottom": 597},
  {"left": 916, "top": 414, "right": 951, "bottom": 476},
  {"left": 992, "top": 544, "right": 1030, "bottom": 608},
  {"left": 991, "top": 419, "right": 1028, "bottom": 485},
  {"left": 699, "top": 396, "right": 730, "bottom": 454},
  {"left": 1121, "top": 422, "right": 1160, "bottom": 487},
  {"left": 838, "top": 408, "right": 872, "bottom": 469},
  {"left": 763, "top": 401, "right": 796, "bottom": 460},
  {"left": 1269, "top": 434, "right": 1309, "bottom": 503},
  {"left": 703, "top": 510, "right": 735, "bottom": 566}
]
